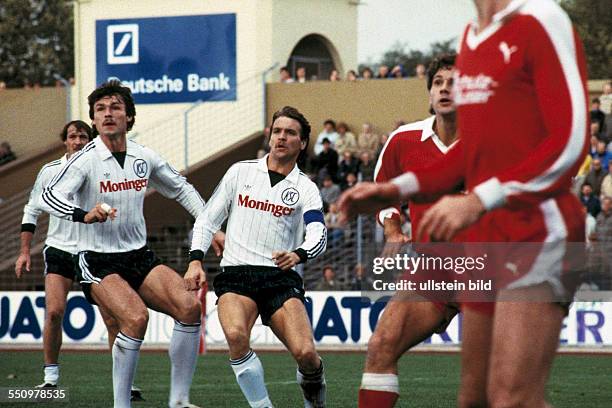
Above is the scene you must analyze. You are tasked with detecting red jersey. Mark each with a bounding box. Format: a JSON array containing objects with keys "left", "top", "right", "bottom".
[
  {"left": 395, "top": 0, "right": 589, "bottom": 213},
  {"left": 374, "top": 116, "right": 459, "bottom": 238}
]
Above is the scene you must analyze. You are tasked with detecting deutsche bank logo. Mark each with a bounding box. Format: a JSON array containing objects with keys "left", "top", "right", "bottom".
[
  {"left": 107, "top": 24, "right": 139, "bottom": 65},
  {"left": 281, "top": 188, "right": 300, "bottom": 206}
]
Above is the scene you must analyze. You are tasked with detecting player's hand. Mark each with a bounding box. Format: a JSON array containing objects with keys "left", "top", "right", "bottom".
[
  {"left": 272, "top": 251, "right": 300, "bottom": 271},
  {"left": 84, "top": 203, "right": 117, "bottom": 224},
  {"left": 417, "top": 193, "right": 485, "bottom": 242},
  {"left": 15, "top": 252, "right": 31, "bottom": 279},
  {"left": 338, "top": 182, "right": 401, "bottom": 223},
  {"left": 184, "top": 260, "right": 207, "bottom": 291},
  {"left": 211, "top": 231, "right": 225, "bottom": 257}
]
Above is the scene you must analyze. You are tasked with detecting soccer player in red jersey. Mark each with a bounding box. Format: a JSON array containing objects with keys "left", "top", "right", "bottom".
[
  {"left": 340, "top": 0, "right": 589, "bottom": 406},
  {"left": 358, "top": 54, "right": 467, "bottom": 407}
]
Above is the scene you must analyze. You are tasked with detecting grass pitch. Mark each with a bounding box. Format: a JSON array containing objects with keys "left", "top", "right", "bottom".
[{"left": 0, "top": 351, "right": 610, "bottom": 407}]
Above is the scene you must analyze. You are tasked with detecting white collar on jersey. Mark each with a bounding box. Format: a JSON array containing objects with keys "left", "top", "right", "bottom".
[
  {"left": 419, "top": 116, "right": 458, "bottom": 154},
  {"left": 466, "top": 0, "right": 528, "bottom": 50},
  {"left": 257, "top": 154, "right": 300, "bottom": 184},
  {"left": 93, "top": 136, "right": 137, "bottom": 160}
]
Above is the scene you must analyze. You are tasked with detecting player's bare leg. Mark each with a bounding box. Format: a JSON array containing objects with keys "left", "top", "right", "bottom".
[
  {"left": 269, "top": 298, "right": 325, "bottom": 408},
  {"left": 138, "top": 265, "right": 202, "bottom": 408},
  {"left": 487, "top": 285, "right": 564, "bottom": 408},
  {"left": 218, "top": 293, "right": 273, "bottom": 408},
  {"left": 359, "top": 295, "right": 455, "bottom": 408},
  {"left": 38, "top": 273, "right": 72, "bottom": 387},
  {"left": 91, "top": 274, "right": 149, "bottom": 408},
  {"left": 457, "top": 307, "right": 492, "bottom": 408}
]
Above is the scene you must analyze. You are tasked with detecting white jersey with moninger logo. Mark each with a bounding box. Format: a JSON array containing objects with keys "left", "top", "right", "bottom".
[
  {"left": 40, "top": 137, "right": 205, "bottom": 253},
  {"left": 22, "top": 154, "right": 79, "bottom": 254},
  {"left": 191, "top": 155, "right": 327, "bottom": 268}
]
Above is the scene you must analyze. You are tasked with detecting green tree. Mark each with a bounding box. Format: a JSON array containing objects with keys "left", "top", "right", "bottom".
[
  {"left": 375, "top": 38, "right": 456, "bottom": 77},
  {"left": 560, "top": 0, "right": 610, "bottom": 79},
  {"left": 0, "top": 0, "right": 73, "bottom": 88}
]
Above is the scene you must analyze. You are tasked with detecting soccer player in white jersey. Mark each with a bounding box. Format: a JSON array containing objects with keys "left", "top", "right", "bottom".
[
  {"left": 15, "top": 120, "right": 93, "bottom": 388},
  {"left": 40, "top": 80, "right": 213, "bottom": 408},
  {"left": 185, "top": 106, "right": 328, "bottom": 408}
]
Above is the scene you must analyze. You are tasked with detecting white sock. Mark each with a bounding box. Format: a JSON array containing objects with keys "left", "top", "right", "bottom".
[
  {"left": 360, "top": 372, "right": 399, "bottom": 393},
  {"left": 297, "top": 360, "right": 326, "bottom": 408},
  {"left": 168, "top": 321, "right": 200, "bottom": 407},
  {"left": 43, "top": 364, "right": 59, "bottom": 385},
  {"left": 230, "top": 350, "right": 273, "bottom": 408},
  {"left": 113, "top": 332, "right": 143, "bottom": 408}
]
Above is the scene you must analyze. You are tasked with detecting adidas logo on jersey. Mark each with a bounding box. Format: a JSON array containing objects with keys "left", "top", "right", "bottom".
[
  {"left": 238, "top": 194, "right": 295, "bottom": 217},
  {"left": 100, "top": 178, "right": 148, "bottom": 193}
]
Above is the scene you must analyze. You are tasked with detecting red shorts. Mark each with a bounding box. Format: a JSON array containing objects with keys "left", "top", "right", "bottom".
[{"left": 459, "top": 193, "right": 585, "bottom": 314}]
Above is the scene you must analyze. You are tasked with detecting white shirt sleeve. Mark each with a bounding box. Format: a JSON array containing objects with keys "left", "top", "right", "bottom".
[
  {"left": 40, "top": 153, "right": 88, "bottom": 221},
  {"left": 147, "top": 151, "right": 205, "bottom": 219},
  {"left": 190, "top": 164, "right": 238, "bottom": 254},
  {"left": 22, "top": 166, "right": 50, "bottom": 226}
]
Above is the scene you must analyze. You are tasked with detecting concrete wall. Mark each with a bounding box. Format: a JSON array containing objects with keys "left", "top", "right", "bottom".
[
  {"left": 0, "top": 88, "right": 67, "bottom": 158},
  {"left": 266, "top": 78, "right": 431, "bottom": 148}
]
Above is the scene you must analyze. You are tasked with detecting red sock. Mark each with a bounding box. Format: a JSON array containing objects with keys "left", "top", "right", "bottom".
[{"left": 358, "top": 389, "right": 399, "bottom": 408}]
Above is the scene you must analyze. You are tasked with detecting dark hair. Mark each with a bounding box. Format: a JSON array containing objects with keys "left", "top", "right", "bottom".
[
  {"left": 426, "top": 53, "right": 456, "bottom": 91},
  {"left": 60, "top": 120, "right": 93, "bottom": 142},
  {"left": 592, "top": 97, "right": 600, "bottom": 104},
  {"left": 88, "top": 80, "right": 136, "bottom": 136},
  {"left": 323, "top": 119, "right": 336, "bottom": 129},
  {"left": 280, "top": 66, "right": 290, "bottom": 73},
  {"left": 337, "top": 121, "right": 350, "bottom": 132}
]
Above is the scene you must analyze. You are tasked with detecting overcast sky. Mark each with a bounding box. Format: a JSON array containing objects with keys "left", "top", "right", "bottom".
[{"left": 357, "top": 0, "right": 476, "bottom": 63}]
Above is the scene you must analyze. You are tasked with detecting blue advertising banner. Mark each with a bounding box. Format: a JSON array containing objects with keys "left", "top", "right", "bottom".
[{"left": 96, "top": 14, "right": 236, "bottom": 104}]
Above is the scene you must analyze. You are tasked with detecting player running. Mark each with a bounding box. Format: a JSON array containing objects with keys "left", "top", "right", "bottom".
[
  {"left": 339, "top": 0, "right": 588, "bottom": 406},
  {"left": 40, "top": 80, "right": 216, "bottom": 408},
  {"left": 185, "top": 106, "right": 327, "bottom": 408}
]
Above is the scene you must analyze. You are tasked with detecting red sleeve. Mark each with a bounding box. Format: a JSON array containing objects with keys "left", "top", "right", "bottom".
[
  {"left": 473, "top": 17, "right": 589, "bottom": 210},
  {"left": 374, "top": 133, "right": 403, "bottom": 224},
  {"left": 392, "top": 140, "right": 465, "bottom": 199}
]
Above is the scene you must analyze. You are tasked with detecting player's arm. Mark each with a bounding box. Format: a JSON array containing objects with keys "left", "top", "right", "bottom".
[
  {"left": 275, "top": 184, "right": 327, "bottom": 271},
  {"left": 185, "top": 165, "right": 237, "bottom": 290},
  {"left": 15, "top": 167, "right": 46, "bottom": 278},
  {"left": 40, "top": 153, "right": 111, "bottom": 223},
  {"left": 471, "top": 21, "right": 588, "bottom": 211}
]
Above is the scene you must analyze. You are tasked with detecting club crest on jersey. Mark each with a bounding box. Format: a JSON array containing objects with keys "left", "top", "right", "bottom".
[
  {"left": 281, "top": 187, "right": 300, "bottom": 206},
  {"left": 133, "top": 159, "right": 148, "bottom": 178}
]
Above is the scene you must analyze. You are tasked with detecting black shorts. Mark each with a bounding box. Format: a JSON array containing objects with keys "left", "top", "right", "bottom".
[
  {"left": 42, "top": 245, "right": 77, "bottom": 280},
  {"left": 214, "top": 265, "right": 306, "bottom": 326},
  {"left": 76, "top": 246, "right": 162, "bottom": 305}
]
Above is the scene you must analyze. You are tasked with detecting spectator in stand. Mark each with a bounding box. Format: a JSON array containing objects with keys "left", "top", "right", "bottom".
[
  {"left": 346, "top": 70, "right": 358, "bottom": 82},
  {"left": 600, "top": 81, "right": 612, "bottom": 115},
  {"left": 320, "top": 175, "right": 341, "bottom": 206},
  {"left": 338, "top": 150, "right": 360, "bottom": 185},
  {"left": 296, "top": 67, "right": 307, "bottom": 83},
  {"left": 0, "top": 142, "right": 17, "bottom": 165},
  {"left": 390, "top": 65, "right": 405, "bottom": 78},
  {"left": 329, "top": 69, "right": 341, "bottom": 81},
  {"left": 361, "top": 67, "right": 373, "bottom": 80},
  {"left": 0, "top": 81, "right": 6, "bottom": 90},
  {"left": 591, "top": 98, "right": 606, "bottom": 134},
  {"left": 314, "top": 119, "right": 339, "bottom": 155},
  {"left": 586, "top": 158, "right": 606, "bottom": 197},
  {"left": 324, "top": 203, "right": 345, "bottom": 248},
  {"left": 357, "top": 122, "right": 379, "bottom": 157},
  {"left": 312, "top": 138, "right": 339, "bottom": 184},
  {"left": 315, "top": 266, "right": 342, "bottom": 291},
  {"left": 375, "top": 133, "right": 389, "bottom": 160},
  {"left": 589, "top": 133, "right": 600, "bottom": 156},
  {"left": 594, "top": 140, "right": 611, "bottom": 171},
  {"left": 335, "top": 122, "right": 358, "bottom": 156},
  {"left": 349, "top": 264, "right": 373, "bottom": 290},
  {"left": 600, "top": 160, "right": 612, "bottom": 199},
  {"left": 279, "top": 66, "right": 294, "bottom": 83},
  {"left": 357, "top": 151, "right": 376, "bottom": 182},
  {"left": 592, "top": 196, "right": 612, "bottom": 289},
  {"left": 415, "top": 63, "right": 427, "bottom": 80},
  {"left": 342, "top": 172, "right": 358, "bottom": 191},
  {"left": 376, "top": 65, "right": 390, "bottom": 79},
  {"left": 581, "top": 182, "right": 601, "bottom": 218}
]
